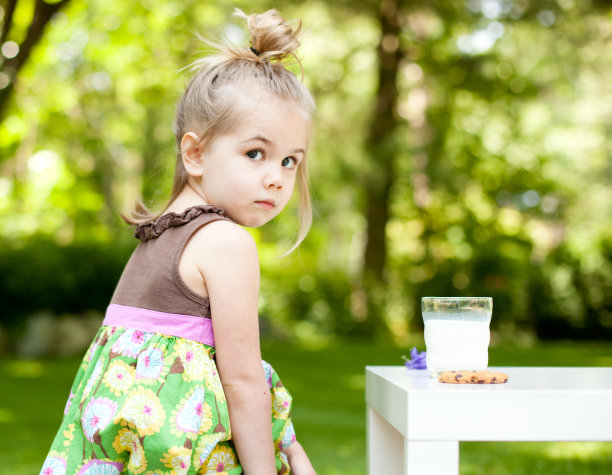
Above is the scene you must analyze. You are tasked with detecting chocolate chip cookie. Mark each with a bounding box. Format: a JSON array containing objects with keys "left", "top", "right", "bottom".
[{"left": 438, "top": 370, "right": 508, "bottom": 384}]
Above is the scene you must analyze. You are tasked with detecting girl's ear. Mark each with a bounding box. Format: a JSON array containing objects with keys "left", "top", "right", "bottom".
[{"left": 181, "top": 132, "right": 204, "bottom": 177}]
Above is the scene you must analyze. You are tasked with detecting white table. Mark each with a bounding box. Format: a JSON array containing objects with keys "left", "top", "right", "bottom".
[{"left": 365, "top": 366, "right": 612, "bottom": 474}]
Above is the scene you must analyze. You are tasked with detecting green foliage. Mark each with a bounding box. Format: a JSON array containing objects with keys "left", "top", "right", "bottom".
[
  {"left": 384, "top": 0, "right": 612, "bottom": 339},
  {"left": 0, "top": 0, "right": 610, "bottom": 340},
  {"left": 0, "top": 236, "right": 134, "bottom": 327}
]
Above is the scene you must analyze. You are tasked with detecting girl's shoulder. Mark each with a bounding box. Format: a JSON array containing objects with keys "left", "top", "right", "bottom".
[
  {"left": 186, "top": 219, "right": 260, "bottom": 300},
  {"left": 194, "top": 218, "right": 255, "bottom": 247},
  {"left": 187, "top": 219, "right": 259, "bottom": 267}
]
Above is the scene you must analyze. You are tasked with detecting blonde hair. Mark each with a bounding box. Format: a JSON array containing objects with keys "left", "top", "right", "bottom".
[{"left": 126, "top": 8, "right": 316, "bottom": 250}]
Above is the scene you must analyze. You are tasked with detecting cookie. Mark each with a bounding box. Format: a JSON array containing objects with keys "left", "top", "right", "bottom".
[
  {"left": 438, "top": 370, "right": 508, "bottom": 384},
  {"left": 438, "top": 370, "right": 474, "bottom": 383}
]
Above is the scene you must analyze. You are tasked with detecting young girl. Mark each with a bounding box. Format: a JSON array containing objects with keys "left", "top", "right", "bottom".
[{"left": 41, "top": 9, "right": 316, "bottom": 475}]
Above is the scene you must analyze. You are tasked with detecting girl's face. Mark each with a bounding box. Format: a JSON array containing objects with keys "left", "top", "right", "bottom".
[{"left": 194, "top": 93, "right": 311, "bottom": 228}]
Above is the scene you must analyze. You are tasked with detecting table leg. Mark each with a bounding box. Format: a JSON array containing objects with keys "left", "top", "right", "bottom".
[
  {"left": 368, "top": 405, "right": 404, "bottom": 474},
  {"left": 405, "top": 440, "right": 459, "bottom": 474},
  {"left": 368, "top": 406, "right": 460, "bottom": 474}
]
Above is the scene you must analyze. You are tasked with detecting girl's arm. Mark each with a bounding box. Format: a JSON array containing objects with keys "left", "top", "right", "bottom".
[
  {"left": 195, "top": 220, "right": 276, "bottom": 474},
  {"left": 282, "top": 441, "right": 317, "bottom": 475}
]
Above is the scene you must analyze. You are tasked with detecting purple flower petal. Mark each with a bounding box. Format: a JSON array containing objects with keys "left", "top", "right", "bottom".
[{"left": 403, "top": 347, "right": 427, "bottom": 370}]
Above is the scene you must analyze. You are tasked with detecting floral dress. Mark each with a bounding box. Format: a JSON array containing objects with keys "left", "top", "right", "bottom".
[
  {"left": 41, "top": 207, "right": 296, "bottom": 475},
  {"left": 40, "top": 325, "right": 295, "bottom": 475}
]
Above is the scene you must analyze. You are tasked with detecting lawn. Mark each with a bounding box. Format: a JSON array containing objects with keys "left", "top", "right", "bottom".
[{"left": 1, "top": 340, "right": 611, "bottom": 474}]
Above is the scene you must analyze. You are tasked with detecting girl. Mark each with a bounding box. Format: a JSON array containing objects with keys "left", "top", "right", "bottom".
[{"left": 40, "top": 8, "right": 316, "bottom": 475}]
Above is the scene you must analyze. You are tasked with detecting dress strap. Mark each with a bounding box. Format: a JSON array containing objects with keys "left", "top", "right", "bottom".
[
  {"left": 103, "top": 304, "right": 215, "bottom": 347},
  {"left": 134, "top": 205, "right": 228, "bottom": 242}
]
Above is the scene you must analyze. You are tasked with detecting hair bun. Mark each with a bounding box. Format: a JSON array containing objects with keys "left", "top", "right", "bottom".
[{"left": 234, "top": 8, "right": 301, "bottom": 63}]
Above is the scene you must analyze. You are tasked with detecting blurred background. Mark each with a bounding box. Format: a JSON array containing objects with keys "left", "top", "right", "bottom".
[{"left": 0, "top": 0, "right": 611, "bottom": 473}]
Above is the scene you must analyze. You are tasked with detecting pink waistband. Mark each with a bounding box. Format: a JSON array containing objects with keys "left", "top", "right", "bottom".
[{"left": 103, "top": 304, "right": 215, "bottom": 347}]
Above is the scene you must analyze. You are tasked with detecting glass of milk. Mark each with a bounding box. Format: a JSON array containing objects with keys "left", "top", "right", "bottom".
[{"left": 421, "top": 297, "right": 493, "bottom": 377}]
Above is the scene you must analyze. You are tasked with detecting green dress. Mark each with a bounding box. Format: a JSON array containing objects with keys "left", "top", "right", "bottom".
[{"left": 40, "top": 206, "right": 295, "bottom": 475}]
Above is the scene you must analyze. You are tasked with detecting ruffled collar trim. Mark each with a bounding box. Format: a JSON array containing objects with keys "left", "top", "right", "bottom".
[{"left": 134, "top": 205, "right": 228, "bottom": 241}]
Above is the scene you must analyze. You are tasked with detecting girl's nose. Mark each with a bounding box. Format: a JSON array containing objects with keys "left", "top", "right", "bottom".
[
  {"left": 265, "top": 179, "right": 282, "bottom": 190},
  {"left": 264, "top": 168, "right": 283, "bottom": 189}
]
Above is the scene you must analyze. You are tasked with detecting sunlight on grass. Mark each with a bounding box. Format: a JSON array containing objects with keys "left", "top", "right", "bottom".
[
  {"left": 461, "top": 441, "right": 612, "bottom": 475},
  {"left": 0, "top": 408, "right": 15, "bottom": 423},
  {"left": 4, "top": 359, "right": 44, "bottom": 377},
  {"left": 543, "top": 442, "right": 612, "bottom": 460},
  {"left": 345, "top": 373, "right": 365, "bottom": 390},
  {"left": 594, "top": 356, "right": 612, "bottom": 366}
]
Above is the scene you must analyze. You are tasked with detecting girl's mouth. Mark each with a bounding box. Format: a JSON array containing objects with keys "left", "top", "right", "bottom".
[{"left": 255, "top": 200, "right": 275, "bottom": 210}]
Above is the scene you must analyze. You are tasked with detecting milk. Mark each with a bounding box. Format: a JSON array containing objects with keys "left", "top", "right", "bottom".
[{"left": 424, "top": 319, "right": 490, "bottom": 376}]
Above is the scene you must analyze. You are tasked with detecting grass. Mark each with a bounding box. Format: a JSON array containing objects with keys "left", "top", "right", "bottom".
[{"left": 1, "top": 340, "right": 611, "bottom": 474}]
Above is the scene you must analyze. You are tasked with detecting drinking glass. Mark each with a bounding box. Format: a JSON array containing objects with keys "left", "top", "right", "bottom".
[{"left": 421, "top": 297, "right": 493, "bottom": 377}]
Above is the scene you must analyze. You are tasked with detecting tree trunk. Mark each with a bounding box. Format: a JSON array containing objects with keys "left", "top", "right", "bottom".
[{"left": 358, "top": 0, "right": 404, "bottom": 335}]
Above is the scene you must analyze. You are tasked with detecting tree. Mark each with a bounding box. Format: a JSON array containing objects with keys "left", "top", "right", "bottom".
[
  {"left": 0, "top": 0, "right": 72, "bottom": 123},
  {"left": 357, "top": 0, "right": 405, "bottom": 335}
]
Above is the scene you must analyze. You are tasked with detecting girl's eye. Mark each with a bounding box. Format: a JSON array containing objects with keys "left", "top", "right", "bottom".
[
  {"left": 282, "top": 157, "right": 298, "bottom": 169},
  {"left": 247, "top": 149, "right": 264, "bottom": 160}
]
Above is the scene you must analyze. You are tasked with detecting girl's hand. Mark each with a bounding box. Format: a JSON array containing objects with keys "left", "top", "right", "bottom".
[{"left": 282, "top": 441, "right": 317, "bottom": 475}]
